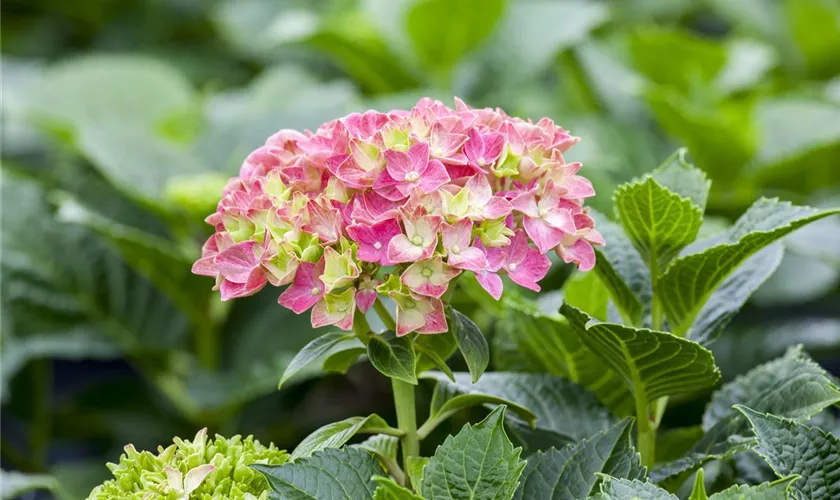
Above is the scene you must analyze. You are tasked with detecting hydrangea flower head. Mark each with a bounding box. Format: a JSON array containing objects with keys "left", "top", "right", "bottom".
[
  {"left": 194, "top": 98, "right": 602, "bottom": 335},
  {"left": 88, "top": 429, "right": 287, "bottom": 499}
]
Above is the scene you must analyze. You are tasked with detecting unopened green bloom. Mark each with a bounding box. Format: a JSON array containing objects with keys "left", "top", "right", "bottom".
[{"left": 87, "top": 429, "right": 287, "bottom": 500}]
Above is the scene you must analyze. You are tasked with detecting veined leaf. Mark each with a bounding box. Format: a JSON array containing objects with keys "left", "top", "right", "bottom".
[
  {"left": 448, "top": 307, "right": 489, "bottom": 383},
  {"left": 322, "top": 346, "right": 367, "bottom": 374},
  {"left": 513, "top": 419, "right": 646, "bottom": 500},
  {"left": 589, "top": 211, "right": 650, "bottom": 326},
  {"left": 651, "top": 148, "right": 711, "bottom": 212},
  {"left": 561, "top": 304, "right": 720, "bottom": 406},
  {"left": 738, "top": 406, "right": 840, "bottom": 500},
  {"left": 367, "top": 331, "right": 417, "bottom": 384},
  {"left": 653, "top": 347, "right": 840, "bottom": 487},
  {"left": 421, "top": 406, "right": 526, "bottom": 500},
  {"left": 405, "top": 457, "right": 428, "bottom": 496},
  {"left": 500, "top": 297, "right": 633, "bottom": 415},
  {"left": 291, "top": 414, "right": 396, "bottom": 460},
  {"left": 254, "top": 447, "right": 381, "bottom": 500},
  {"left": 660, "top": 198, "right": 840, "bottom": 338},
  {"left": 703, "top": 346, "right": 840, "bottom": 431},
  {"left": 280, "top": 332, "right": 358, "bottom": 388},
  {"left": 597, "top": 477, "right": 676, "bottom": 499},
  {"left": 372, "top": 476, "right": 423, "bottom": 500},
  {"left": 613, "top": 174, "right": 703, "bottom": 272},
  {"left": 422, "top": 372, "right": 613, "bottom": 449},
  {"left": 562, "top": 270, "right": 609, "bottom": 321}
]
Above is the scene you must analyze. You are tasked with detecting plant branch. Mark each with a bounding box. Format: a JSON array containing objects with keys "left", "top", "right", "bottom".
[{"left": 373, "top": 298, "right": 397, "bottom": 331}]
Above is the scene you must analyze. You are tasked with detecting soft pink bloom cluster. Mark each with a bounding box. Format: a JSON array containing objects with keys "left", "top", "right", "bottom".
[{"left": 193, "top": 98, "right": 603, "bottom": 335}]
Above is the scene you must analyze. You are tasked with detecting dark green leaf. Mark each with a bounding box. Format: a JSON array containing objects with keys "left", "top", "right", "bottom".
[
  {"left": 323, "top": 347, "right": 367, "bottom": 374},
  {"left": 421, "top": 406, "right": 526, "bottom": 500},
  {"left": 280, "top": 332, "right": 357, "bottom": 388},
  {"left": 291, "top": 414, "right": 394, "bottom": 460},
  {"left": 513, "top": 419, "right": 646, "bottom": 500},
  {"left": 448, "top": 307, "right": 489, "bottom": 383},
  {"left": 708, "top": 476, "right": 797, "bottom": 500},
  {"left": 253, "top": 447, "right": 382, "bottom": 500},
  {"left": 738, "top": 406, "right": 840, "bottom": 500},
  {"left": 367, "top": 331, "right": 418, "bottom": 385},
  {"left": 660, "top": 199, "right": 840, "bottom": 339}
]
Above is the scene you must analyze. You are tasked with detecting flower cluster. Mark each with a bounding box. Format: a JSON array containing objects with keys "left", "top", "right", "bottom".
[
  {"left": 193, "top": 98, "right": 602, "bottom": 335},
  {"left": 88, "top": 429, "right": 287, "bottom": 499}
]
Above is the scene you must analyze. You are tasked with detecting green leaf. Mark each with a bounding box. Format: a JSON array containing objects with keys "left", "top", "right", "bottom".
[
  {"left": 562, "top": 270, "right": 609, "bottom": 321},
  {"left": 651, "top": 149, "right": 711, "bottom": 212},
  {"left": 703, "top": 346, "right": 840, "bottom": 431},
  {"left": 561, "top": 304, "right": 720, "bottom": 405},
  {"left": 406, "top": 0, "right": 505, "bottom": 84},
  {"left": 513, "top": 419, "right": 646, "bottom": 500},
  {"left": 367, "top": 331, "right": 418, "bottom": 384},
  {"left": 597, "top": 477, "right": 676, "bottom": 499},
  {"left": 77, "top": 121, "right": 209, "bottom": 202},
  {"left": 659, "top": 198, "right": 840, "bottom": 339},
  {"left": 1, "top": 470, "right": 61, "bottom": 500},
  {"left": 291, "top": 414, "right": 395, "bottom": 460},
  {"left": 709, "top": 477, "right": 798, "bottom": 500},
  {"left": 652, "top": 347, "right": 839, "bottom": 487},
  {"left": 499, "top": 296, "right": 633, "bottom": 415},
  {"left": 656, "top": 426, "right": 704, "bottom": 464},
  {"left": 421, "top": 406, "right": 526, "bottom": 500},
  {"left": 448, "top": 307, "right": 489, "bottom": 383},
  {"left": 423, "top": 372, "right": 616, "bottom": 451},
  {"left": 372, "top": 476, "right": 423, "bottom": 500},
  {"left": 280, "top": 332, "right": 357, "bottom": 388},
  {"left": 589, "top": 212, "right": 648, "bottom": 326},
  {"left": 355, "top": 435, "right": 399, "bottom": 468},
  {"left": 738, "top": 406, "right": 840, "bottom": 500},
  {"left": 613, "top": 175, "right": 703, "bottom": 272},
  {"left": 414, "top": 330, "right": 458, "bottom": 375},
  {"left": 24, "top": 55, "right": 194, "bottom": 132},
  {"left": 414, "top": 342, "right": 455, "bottom": 382},
  {"left": 688, "top": 468, "right": 710, "bottom": 500},
  {"left": 406, "top": 457, "right": 429, "bottom": 496},
  {"left": 253, "top": 447, "right": 382, "bottom": 500},
  {"left": 630, "top": 27, "right": 727, "bottom": 93},
  {"left": 323, "top": 346, "right": 367, "bottom": 374},
  {"left": 786, "top": 0, "right": 840, "bottom": 79}
]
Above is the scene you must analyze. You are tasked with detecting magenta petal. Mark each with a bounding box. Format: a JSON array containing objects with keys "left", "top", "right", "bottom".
[
  {"left": 347, "top": 219, "right": 402, "bottom": 265},
  {"left": 475, "top": 271, "right": 503, "bottom": 300},
  {"left": 523, "top": 216, "right": 566, "bottom": 254},
  {"left": 559, "top": 239, "right": 597, "bottom": 271},
  {"left": 384, "top": 149, "right": 414, "bottom": 180},
  {"left": 417, "top": 160, "right": 451, "bottom": 193},
  {"left": 215, "top": 241, "right": 260, "bottom": 283},
  {"left": 356, "top": 289, "right": 377, "bottom": 313},
  {"left": 483, "top": 197, "right": 513, "bottom": 219},
  {"left": 277, "top": 261, "right": 325, "bottom": 314},
  {"left": 417, "top": 298, "right": 448, "bottom": 334},
  {"left": 507, "top": 249, "right": 550, "bottom": 292},
  {"left": 219, "top": 273, "right": 266, "bottom": 300}
]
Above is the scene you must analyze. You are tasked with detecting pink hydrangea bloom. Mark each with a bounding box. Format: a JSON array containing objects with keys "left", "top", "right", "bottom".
[{"left": 193, "top": 98, "right": 602, "bottom": 334}]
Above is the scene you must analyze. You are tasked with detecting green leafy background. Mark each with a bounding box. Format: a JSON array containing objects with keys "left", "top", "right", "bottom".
[{"left": 2, "top": 0, "right": 840, "bottom": 498}]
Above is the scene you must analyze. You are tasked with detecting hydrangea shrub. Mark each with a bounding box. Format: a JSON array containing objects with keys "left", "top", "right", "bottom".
[{"left": 88, "top": 98, "right": 840, "bottom": 500}]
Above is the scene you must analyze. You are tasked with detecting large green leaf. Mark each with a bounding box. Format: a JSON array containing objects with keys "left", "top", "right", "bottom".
[
  {"left": 372, "top": 476, "right": 423, "bottom": 500},
  {"left": 406, "top": 0, "right": 506, "bottom": 85},
  {"left": 513, "top": 419, "right": 646, "bottom": 500},
  {"left": 421, "top": 406, "right": 526, "bottom": 500},
  {"left": 703, "top": 346, "right": 840, "bottom": 431},
  {"left": 253, "top": 447, "right": 382, "bottom": 500},
  {"left": 23, "top": 55, "right": 194, "bottom": 132},
  {"left": 659, "top": 198, "right": 840, "bottom": 338},
  {"left": 652, "top": 347, "right": 840, "bottom": 487},
  {"left": 786, "top": 0, "right": 840, "bottom": 79},
  {"left": 448, "top": 307, "right": 489, "bottom": 383},
  {"left": 499, "top": 296, "right": 633, "bottom": 415},
  {"left": 596, "top": 477, "right": 676, "bottom": 499},
  {"left": 291, "top": 414, "right": 395, "bottom": 460},
  {"left": 613, "top": 175, "right": 703, "bottom": 273},
  {"left": 739, "top": 407, "right": 840, "bottom": 500},
  {"left": 651, "top": 149, "right": 711, "bottom": 212},
  {"left": 561, "top": 304, "right": 720, "bottom": 406},
  {"left": 596, "top": 473, "right": 795, "bottom": 500},
  {"left": 77, "top": 121, "right": 209, "bottom": 202},
  {"left": 367, "top": 331, "right": 418, "bottom": 384},
  {"left": 630, "top": 28, "right": 727, "bottom": 93},
  {"left": 423, "top": 372, "right": 614, "bottom": 450}
]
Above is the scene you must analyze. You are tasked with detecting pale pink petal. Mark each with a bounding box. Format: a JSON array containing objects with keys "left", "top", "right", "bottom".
[
  {"left": 510, "top": 191, "right": 539, "bottom": 217},
  {"left": 558, "top": 239, "right": 596, "bottom": 271},
  {"left": 474, "top": 271, "right": 503, "bottom": 300},
  {"left": 215, "top": 241, "right": 260, "bottom": 283},
  {"left": 523, "top": 216, "right": 567, "bottom": 254},
  {"left": 544, "top": 208, "right": 576, "bottom": 233},
  {"left": 384, "top": 149, "right": 415, "bottom": 180},
  {"left": 416, "top": 160, "right": 451, "bottom": 193},
  {"left": 441, "top": 219, "right": 472, "bottom": 251},
  {"left": 483, "top": 197, "right": 513, "bottom": 220},
  {"left": 506, "top": 249, "right": 550, "bottom": 292},
  {"left": 356, "top": 289, "right": 377, "bottom": 313},
  {"left": 387, "top": 234, "right": 430, "bottom": 264},
  {"left": 417, "top": 297, "right": 448, "bottom": 334},
  {"left": 277, "top": 260, "right": 326, "bottom": 314},
  {"left": 448, "top": 247, "right": 487, "bottom": 272},
  {"left": 564, "top": 176, "right": 596, "bottom": 198}
]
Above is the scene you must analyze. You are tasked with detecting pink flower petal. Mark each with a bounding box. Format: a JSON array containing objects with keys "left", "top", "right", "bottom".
[
  {"left": 474, "top": 271, "right": 503, "bottom": 300},
  {"left": 557, "top": 239, "right": 596, "bottom": 271},
  {"left": 347, "top": 219, "right": 402, "bottom": 265},
  {"left": 523, "top": 216, "right": 567, "bottom": 254},
  {"left": 277, "top": 260, "right": 326, "bottom": 314}
]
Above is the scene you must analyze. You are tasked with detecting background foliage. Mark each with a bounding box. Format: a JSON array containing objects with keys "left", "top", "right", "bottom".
[{"left": 2, "top": 0, "right": 839, "bottom": 498}]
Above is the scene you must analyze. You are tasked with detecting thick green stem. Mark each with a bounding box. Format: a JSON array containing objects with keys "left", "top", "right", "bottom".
[
  {"left": 392, "top": 378, "right": 420, "bottom": 467},
  {"left": 374, "top": 298, "right": 397, "bottom": 331},
  {"left": 637, "top": 422, "right": 656, "bottom": 469}
]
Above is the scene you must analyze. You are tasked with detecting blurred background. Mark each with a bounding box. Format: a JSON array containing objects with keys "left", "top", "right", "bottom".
[{"left": 2, "top": 0, "right": 839, "bottom": 497}]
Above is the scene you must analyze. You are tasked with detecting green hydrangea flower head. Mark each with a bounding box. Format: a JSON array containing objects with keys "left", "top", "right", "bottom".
[{"left": 87, "top": 428, "right": 287, "bottom": 499}]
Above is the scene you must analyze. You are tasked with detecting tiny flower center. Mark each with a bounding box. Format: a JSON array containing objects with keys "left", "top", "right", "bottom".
[
  {"left": 451, "top": 244, "right": 461, "bottom": 254},
  {"left": 412, "top": 235, "right": 424, "bottom": 246},
  {"left": 404, "top": 301, "right": 417, "bottom": 310},
  {"left": 404, "top": 171, "right": 420, "bottom": 182},
  {"left": 337, "top": 304, "right": 349, "bottom": 313},
  {"left": 508, "top": 263, "right": 518, "bottom": 271},
  {"left": 538, "top": 208, "right": 550, "bottom": 218},
  {"left": 310, "top": 287, "right": 321, "bottom": 296},
  {"left": 373, "top": 241, "right": 382, "bottom": 250},
  {"left": 421, "top": 268, "right": 434, "bottom": 278}
]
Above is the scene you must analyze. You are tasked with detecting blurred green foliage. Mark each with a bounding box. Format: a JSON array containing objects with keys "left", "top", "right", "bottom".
[{"left": 2, "top": 0, "right": 839, "bottom": 498}]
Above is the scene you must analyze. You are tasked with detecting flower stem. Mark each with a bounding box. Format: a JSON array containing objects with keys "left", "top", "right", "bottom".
[
  {"left": 392, "top": 378, "right": 420, "bottom": 469},
  {"left": 374, "top": 298, "right": 397, "bottom": 331}
]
